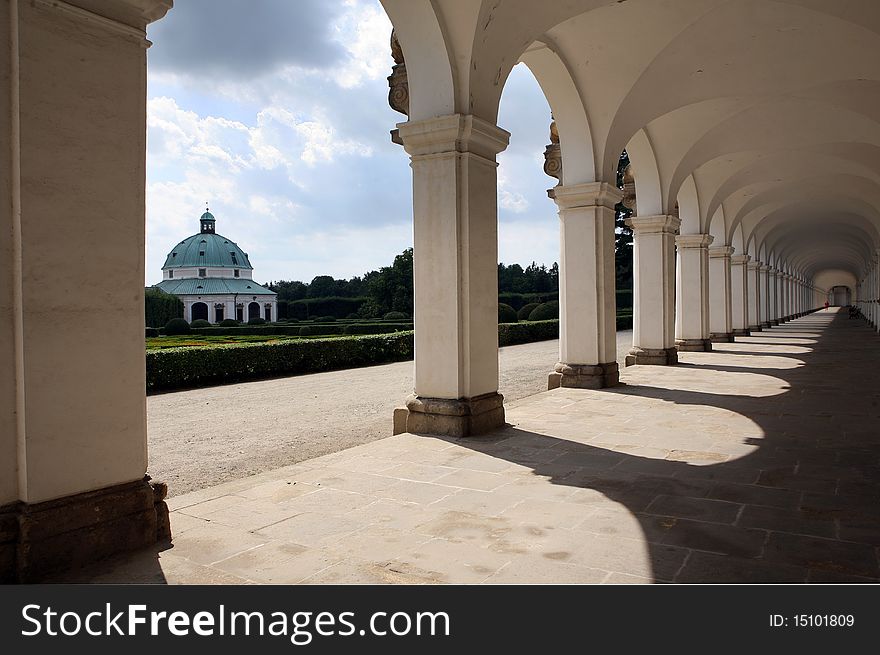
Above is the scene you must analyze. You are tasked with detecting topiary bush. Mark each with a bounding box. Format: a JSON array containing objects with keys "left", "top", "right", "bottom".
[
  {"left": 145, "top": 327, "right": 159, "bottom": 338},
  {"left": 219, "top": 319, "right": 240, "bottom": 327},
  {"left": 316, "top": 315, "right": 336, "bottom": 322},
  {"left": 528, "top": 301, "right": 559, "bottom": 322},
  {"left": 190, "top": 319, "right": 211, "bottom": 328},
  {"left": 299, "top": 326, "right": 313, "bottom": 336},
  {"left": 164, "top": 317, "right": 190, "bottom": 335},
  {"left": 383, "top": 311, "right": 408, "bottom": 321},
  {"left": 248, "top": 317, "right": 266, "bottom": 325},
  {"left": 517, "top": 303, "right": 540, "bottom": 321},
  {"left": 498, "top": 303, "right": 518, "bottom": 324}
]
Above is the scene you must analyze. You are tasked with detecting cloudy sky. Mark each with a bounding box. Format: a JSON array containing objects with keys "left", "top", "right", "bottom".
[{"left": 145, "top": 0, "right": 557, "bottom": 285}]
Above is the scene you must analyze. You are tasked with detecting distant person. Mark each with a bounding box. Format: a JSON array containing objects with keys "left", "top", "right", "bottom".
[{"left": 824, "top": 300, "right": 829, "bottom": 310}]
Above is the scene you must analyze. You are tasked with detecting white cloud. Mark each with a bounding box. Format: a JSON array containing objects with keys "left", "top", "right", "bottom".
[{"left": 331, "top": 0, "right": 393, "bottom": 88}]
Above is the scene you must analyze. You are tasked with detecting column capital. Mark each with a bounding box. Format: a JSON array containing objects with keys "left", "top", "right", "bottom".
[
  {"left": 627, "top": 214, "right": 681, "bottom": 234},
  {"left": 676, "top": 233, "right": 714, "bottom": 249},
  {"left": 709, "top": 245, "right": 735, "bottom": 258},
  {"left": 731, "top": 254, "right": 751, "bottom": 265},
  {"left": 552, "top": 182, "right": 623, "bottom": 211},
  {"left": 46, "top": 0, "right": 172, "bottom": 31},
  {"left": 769, "top": 268, "right": 779, "bottom": 277},
  {"left": 747, "top": 260, "right": 761, "bottom": 271},
  {"left": 758, "top": 264, "right": 770, "bottom": 273},
  {"left": 396, "top": 114, "right": 510, "bottom": 160}
]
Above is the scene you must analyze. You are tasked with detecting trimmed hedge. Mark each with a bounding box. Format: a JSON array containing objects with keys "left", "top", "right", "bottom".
[
  {"left": 219, "top": 319, "right": 240, "bottom": 327},
  {"left": 146, "top": 316, "right": 633, "bottom": 392},
  {"left": 248, "top": 317, "right": 266, "bottom": 325},
  {"left": 344, "top": 323, "right": 413, "bottom": 335},
  {"left": 498, "top": 303, "right": 518, "bottom": 324},
  {"left": 146, "top": 332, "right": 416, "bottom": 392},
  {"left": 185, "top": 323, "right": 412, "bottom": 337},
  {"left": 190, "top": 319, "right": 211, "bottom": 328},
  {"left": 498, "top": 320, "right": 558, "bottom": 346},
  {"left": 383, "top": 311, "right": 409, "bottom": 321},
  {"left": 287, "top": 297, "right": 367, "bottom": 320},
  {"left": 145, "top": 288, "right": 183, "bottom": 328},
  {"left": 145, "top": 327, "right": 159, "bottom": 338}
]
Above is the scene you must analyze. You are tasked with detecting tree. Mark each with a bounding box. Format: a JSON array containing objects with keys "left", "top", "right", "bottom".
[{"left": 366, "top": 248, "right": 414, "bottom": 316}]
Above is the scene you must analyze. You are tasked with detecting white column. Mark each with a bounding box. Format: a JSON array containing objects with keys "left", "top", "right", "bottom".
[
  {"left": 768, "top": 268, "right": 780, "bottom": 324},
  {"left": 626, "top": 215, "right": 681, "bottom": 365},
  {"left": 778, "top": 271, "right": 787, "bottom": 321},
  {"left": 747, "top": 261, "right": 762, "bottom": 331},
  {"left": 779, "top": 273, "right": 788, "bottom": 320},
  {"left": 873, "top": 254, "right": 880, "bottom": 330},
  {"left": 730, "top": 254, "right": 750, "bottom": 335},
  {"left": 395, "top": 114, "right": 509, "bottom": 437},
  {"left": 759, "top": 265, "right": 772, "bottom": 327},
  {"left": 0, "top": 0, "right": 172, "bottom": 582},
  {"left": 675, "top": 234, "right": 713, "bottom": 351},
  {"left": 708, "top": 245, "right": 734, "bottom": 342},
  {"left": 549, "top": 183, "right": 621, "bottom": 389}
]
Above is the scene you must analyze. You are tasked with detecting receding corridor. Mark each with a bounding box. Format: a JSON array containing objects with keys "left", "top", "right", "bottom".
[{"left": 56, "top": 309, "right": 880, "bottom": 583}]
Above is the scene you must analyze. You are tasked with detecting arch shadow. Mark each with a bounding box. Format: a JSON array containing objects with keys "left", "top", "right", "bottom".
[{"left": 445, "top": 309, "right": 880, "bottom": 583}]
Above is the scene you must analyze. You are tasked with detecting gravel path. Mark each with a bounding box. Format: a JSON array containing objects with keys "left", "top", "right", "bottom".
[{"left": 149, "top": 331, "right": 634, "bottom": 496}]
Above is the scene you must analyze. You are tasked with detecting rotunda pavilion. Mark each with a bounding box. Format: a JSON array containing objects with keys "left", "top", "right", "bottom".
[{"left": 154, "top": 210, "right": 277, "bottom": 324}]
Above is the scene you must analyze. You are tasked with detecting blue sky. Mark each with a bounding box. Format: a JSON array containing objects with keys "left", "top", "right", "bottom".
[{"left": 145, "top": 0, "right": 557, "bottom": 285}]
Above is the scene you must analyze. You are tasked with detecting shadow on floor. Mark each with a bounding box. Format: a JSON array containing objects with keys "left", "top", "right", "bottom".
[{"left": 443, "top": 309, "right": 880, "bottom": 583}]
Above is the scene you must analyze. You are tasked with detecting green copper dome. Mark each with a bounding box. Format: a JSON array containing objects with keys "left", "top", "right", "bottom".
[{"left": 162, "top": 212, "right": 253, "bottom": 270}]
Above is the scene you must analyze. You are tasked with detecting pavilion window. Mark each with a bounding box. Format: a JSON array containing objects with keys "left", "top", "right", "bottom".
[
  {"left": 168, "top": 270, "right": 173, "bottom": 278},
  {"left": 234, "top": 269, "right": 240, "bottom": 277},
  {"left": 199, "top": 268, "right": 206, "bottom": 277}
]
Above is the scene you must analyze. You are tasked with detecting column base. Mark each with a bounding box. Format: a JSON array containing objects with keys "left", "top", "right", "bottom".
[
  {"left": 749, "top": 325, "right": 763, "bottom": 332},
  {"left": 625, "top": 346, "right": 678, "bottom": 367},
  {"left": 761, "top": 321, "right": 773, "bottom": 328},
  {"left": 547, "top": 362, "right": 619, "bottom": 390},
  {"left": 675, "top": 338, "right": 713, "bottom": 352},
  {"left": 732, "top": 328, "right": 751, "bottom": 337},
  {"left": 0, "top": 476, "right": 170, "bottom": 583},
  {"left": 393, "top": 392, "right": 505, "bottom": 438},
  {"left": 709, "top": 332, "right": 734, "bottom": 343}
]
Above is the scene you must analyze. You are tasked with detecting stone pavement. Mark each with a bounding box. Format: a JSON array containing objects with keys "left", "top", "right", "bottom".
[{"left": 58, "top": 309, "right": 880, "bottom": 583}]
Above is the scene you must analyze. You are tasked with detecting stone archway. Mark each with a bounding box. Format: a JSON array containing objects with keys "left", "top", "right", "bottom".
[
  {"left": 248, "top": 302, "right": 260, "bottom": 321},
  {"left": 191, "top": 302, "right": 208, "bottom": 322}
]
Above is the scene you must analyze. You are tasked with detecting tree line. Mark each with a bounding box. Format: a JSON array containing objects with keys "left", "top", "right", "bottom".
[{"left": 268, "top": 152, "right": 634, "bottom": 318}]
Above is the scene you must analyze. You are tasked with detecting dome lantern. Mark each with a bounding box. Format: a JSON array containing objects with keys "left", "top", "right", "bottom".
[{"left": 200, "top": 209, "right": 216, "bottom": 234}]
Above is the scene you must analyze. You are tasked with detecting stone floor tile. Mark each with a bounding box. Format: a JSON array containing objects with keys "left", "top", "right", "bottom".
[
  {"left": 255, "top": 511, "right": 368, "bottom": 548},
  {"left": 485, "top": 556, "right": 608, "bottom": 584},
  {"left": 675, "top": 552, "right": 808, "bottom": 584},
  {"left": 762, "top": 532, "right": 880, "bottom": 578},
  {"left": 644, "top": 495, "right": 742, "bottom": 524},
  {"left": 211, "top": 541, "right": 343, "bottom": 584},
  {"left": 737, "top": 504, "right": 836, "bottom": 539}
]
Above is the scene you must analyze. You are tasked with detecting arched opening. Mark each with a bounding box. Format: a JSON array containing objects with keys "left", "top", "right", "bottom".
[
  {"left": 248, "top": 302, "right": 260, "bottom": 321},
  {"left": 831, "top": 285, "right": 852, "bottom": 306},
  {"left": 214, "top": 304, "right": 224, "bottom": 323},
  {"left": 191, "top": 302, "right": 208, "bottom": 322}
]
